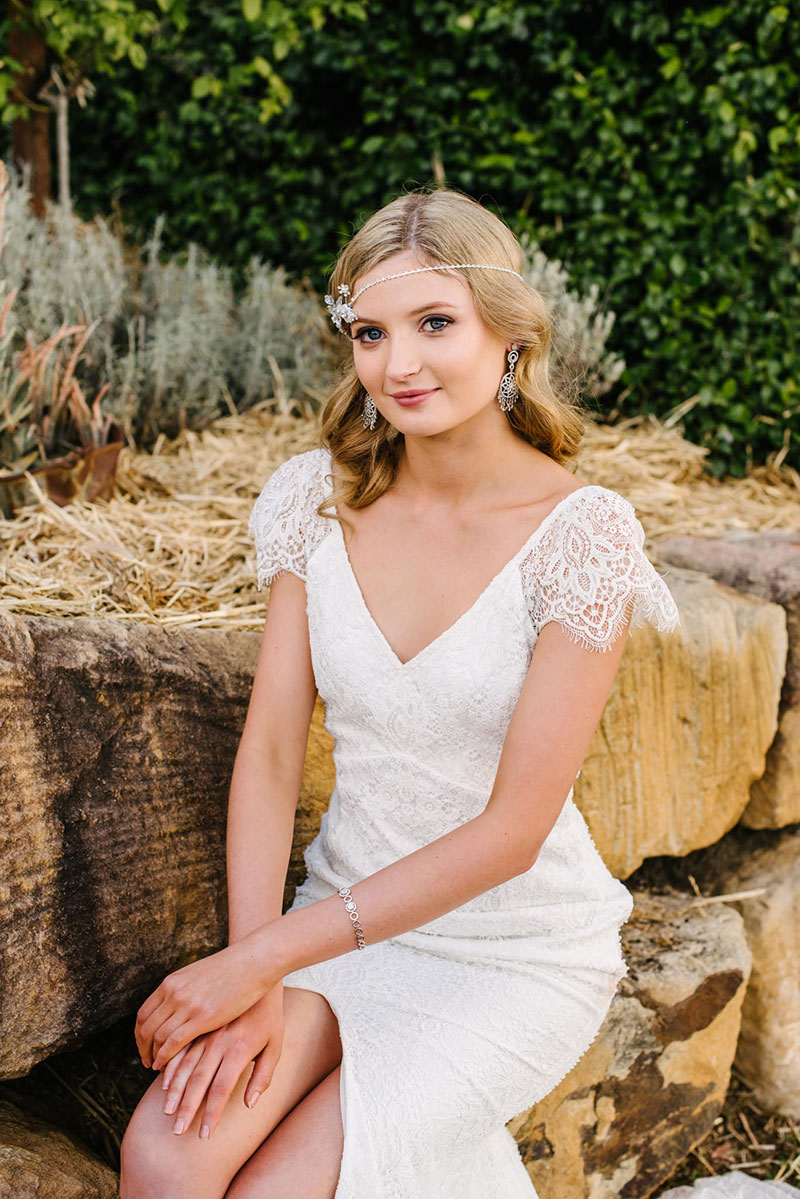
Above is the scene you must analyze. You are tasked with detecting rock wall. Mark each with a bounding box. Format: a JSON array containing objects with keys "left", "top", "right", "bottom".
[
  {"left": 0, "top": 612, "right": 254, "bottom": 1077},
  {"left": 573, "top": 567, "right": 786, "bottom": 876},
  {"left": 646, "top": 823, "right": 800, "bottom": 1120},
  {"left": 659, "top": 532, "right": 800, "bottom": 829}
]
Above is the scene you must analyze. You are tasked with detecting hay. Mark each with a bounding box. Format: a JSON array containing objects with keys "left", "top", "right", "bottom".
[{"left": 1, "top": 402, "right": 798, "bottom": 631}]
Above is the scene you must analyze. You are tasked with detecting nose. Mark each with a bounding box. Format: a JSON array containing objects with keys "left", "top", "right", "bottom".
[{"left": 383, "top": 331, "right": 423, "bottom": 382}]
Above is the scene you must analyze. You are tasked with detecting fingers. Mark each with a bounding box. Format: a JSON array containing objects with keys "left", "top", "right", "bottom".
[
  {"left": 164, "top": 1041, "right": 223, "bottom": 1137},
  {"left": 135, "top": 994, "right": 171, "bottom": 1068},
  {"left": 135, "top": 970, "right": 195, "bottom": 1067},
  {"left": 152, "top": 1018, "right": 198, "bottom": 1071},
  {"left": 160, "top": 1044, "right": 190, "bottom": 1092},
  {"left": 136, "top": 982, "right": 165, "bottom": 1029},
  {"left": 244, "top": 1038, "right": 283, "bottom": 1111},
  {"left": 198, "top": 1048, "right": 257, "bottom": 1140},
  {"left": 162, "top": 1041, "right": 205, "bottom": 1118}
]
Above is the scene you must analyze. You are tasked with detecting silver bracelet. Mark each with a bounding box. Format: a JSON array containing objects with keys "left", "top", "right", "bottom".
[{"left": 338, "top": 885, "right": 366, "bottom": 950}]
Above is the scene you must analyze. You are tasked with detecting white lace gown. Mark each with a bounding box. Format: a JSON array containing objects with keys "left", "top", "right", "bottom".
[{"left": 248, "top": 446, "right": 681, "bottom": 1199}]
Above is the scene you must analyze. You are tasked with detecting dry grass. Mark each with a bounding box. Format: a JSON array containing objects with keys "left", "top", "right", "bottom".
[{"left": 1, "top": 402, "right": 798, "bottom": 630}]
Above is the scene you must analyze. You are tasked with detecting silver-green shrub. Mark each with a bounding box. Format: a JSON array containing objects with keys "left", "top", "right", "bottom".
[
  {"left": 0, "top": 166, "right": 336, "bottom": 447},
  {"left": 0, "top": 163, "right": 126, "bottom": 388},
  {"left": 231, "top": 256, "right": 333, "bottom": 414},
  {"left": 519, "top": 232, "right": 625, "bottom": 401},
  {"left": 114, "top": 215, "right": 237, "bottom": 438}
]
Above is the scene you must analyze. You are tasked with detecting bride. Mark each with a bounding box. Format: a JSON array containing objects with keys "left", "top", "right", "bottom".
[{"left": 120, "top": 186, "right": 679, "bottom": 1198}]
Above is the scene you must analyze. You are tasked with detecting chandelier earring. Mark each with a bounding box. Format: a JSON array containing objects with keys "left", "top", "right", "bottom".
[
  {"left": 362, "top": 391, "right": 378, "bottom": 430},
  {"left": 497, "top": 343, "right": 520, "bottom": 412}
]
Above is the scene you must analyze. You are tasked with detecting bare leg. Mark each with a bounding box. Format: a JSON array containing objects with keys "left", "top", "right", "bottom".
[
  {"left": 225, "top": 1064, "right": 343, "bottom": 1199},
  {"left": 120, "top": 987, "right": 343, "bottom": 1199}
]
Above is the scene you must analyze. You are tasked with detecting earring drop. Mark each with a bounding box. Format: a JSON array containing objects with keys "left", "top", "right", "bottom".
[
  {"left": 362, "top": 392, "right": 378, "bottom": 430},
  {"left": 497, "top": 343, "right": 520, "bottom": 411}
]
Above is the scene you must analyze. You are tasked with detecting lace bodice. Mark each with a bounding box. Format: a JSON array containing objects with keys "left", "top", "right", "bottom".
[
  {"left": 248, "top": 446, "right": 680, "bottom": 973},
  {"left": 248, "top": 446, "right": 680, "bottom": 654}
]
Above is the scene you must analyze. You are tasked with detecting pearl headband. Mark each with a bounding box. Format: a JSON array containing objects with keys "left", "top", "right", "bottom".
[{"left": 324, "top": 263, "right": 524, "bottom": 333}]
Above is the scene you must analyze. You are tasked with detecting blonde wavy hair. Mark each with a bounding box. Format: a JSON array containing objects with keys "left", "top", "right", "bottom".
[{"left": 316, "top": 187, "right": 587, "bottom": 535}]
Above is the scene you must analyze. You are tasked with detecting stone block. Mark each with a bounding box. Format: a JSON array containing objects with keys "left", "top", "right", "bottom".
[
  {"left": 509, "top": 891, "right": 751, "bottom": 1198},
  {"left": 658, "top": 533, "right": 800, "bottom": 828},
  {"left": 0, "top": 1098, "right": 118, "bottom": 1198},
  {"left": 574, "top": 568, "right": 786, "bottom": 876}
]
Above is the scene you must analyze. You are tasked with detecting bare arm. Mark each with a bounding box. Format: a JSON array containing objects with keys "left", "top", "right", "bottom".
[{"left": 226, "top": 568, "right": 318, "bottom": 945}]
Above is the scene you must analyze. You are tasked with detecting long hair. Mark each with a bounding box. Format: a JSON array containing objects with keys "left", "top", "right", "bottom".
[{"left": 316, "top": 188, "right": 587, "bottom": 535}]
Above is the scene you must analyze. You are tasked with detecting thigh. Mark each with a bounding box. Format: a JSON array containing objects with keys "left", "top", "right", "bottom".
[
  {"left": 226, "top": 1065, "right": 343, "bottom": 1199},
  {"left": 120, "top": 986, "right": 343, "bottom": 1199}
]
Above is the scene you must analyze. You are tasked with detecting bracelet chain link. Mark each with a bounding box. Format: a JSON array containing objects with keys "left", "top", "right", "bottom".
[{"left": 337, "top": 885, "right": 367, "bottom": 950}]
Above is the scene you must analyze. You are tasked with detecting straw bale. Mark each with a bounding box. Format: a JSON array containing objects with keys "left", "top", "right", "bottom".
[{"left": 1, "top": 404, "right": 797, "bottom": 629}]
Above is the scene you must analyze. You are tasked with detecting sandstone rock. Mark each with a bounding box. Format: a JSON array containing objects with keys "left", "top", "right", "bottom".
[
  {"left": 574, "top": 567, "right": 787, "bottom": 877},
  {"left": 0, "top": 611, "right": 332, "bottom": 1078},
  {"left": 658, "top": 532, "right": 800, "bottom": 828},
  {"left": 0, "top": 575, "right": 781, "bottom": 1073},
  {"left": 660, "top": 823, "right": 800, "bottom": 1118},
  {"left": 508, "top": 891, "right": 752, "bottom": 1199},
  {"left": 0, "top": 1097, "right": 118, "bottom": 1198}
]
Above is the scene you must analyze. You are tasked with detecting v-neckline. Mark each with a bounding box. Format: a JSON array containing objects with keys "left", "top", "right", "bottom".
[{"left": 330, "top": 482, "right": 602, "bottom": 671}]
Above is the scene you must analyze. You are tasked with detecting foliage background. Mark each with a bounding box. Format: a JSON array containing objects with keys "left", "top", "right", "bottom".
[{"left": 4, "top": 0, "right": 798, "bottom": 477}]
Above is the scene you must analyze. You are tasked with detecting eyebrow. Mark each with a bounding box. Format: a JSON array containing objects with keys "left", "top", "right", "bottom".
[{"left": 349, "top": 300, "right": 460, "bottom": 328}]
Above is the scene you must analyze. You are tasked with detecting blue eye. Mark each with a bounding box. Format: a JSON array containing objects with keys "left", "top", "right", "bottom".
[
  {"left": 353, "top": 315, "right": 452, "bottom": 343},
  {"left": 354, "top": 327, "right": 384, "bottom": 343}
]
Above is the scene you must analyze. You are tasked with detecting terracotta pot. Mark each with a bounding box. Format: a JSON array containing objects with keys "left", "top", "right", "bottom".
[{"left": 0, "top": 424, "right": 125, "bottom": 518}]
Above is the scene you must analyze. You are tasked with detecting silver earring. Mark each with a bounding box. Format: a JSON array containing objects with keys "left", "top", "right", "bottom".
[
  {"left": 362, "top": 392, "right": 378, "bottom": 430},
  {"left": 497, "top": 343, "right": 520, "bottom": 411}
]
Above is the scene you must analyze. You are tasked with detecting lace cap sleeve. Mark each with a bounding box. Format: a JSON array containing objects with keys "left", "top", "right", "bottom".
[
  {"left": 247, "top": 448, "right": 331, "bottom": 589},
  {"left": 522, "top": 486, "right": 681, "bottom": 653}
]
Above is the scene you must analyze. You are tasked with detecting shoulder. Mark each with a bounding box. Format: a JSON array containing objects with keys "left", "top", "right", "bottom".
[
  {"left": 513, "top": 452, "right": 638, "bottom": 532},
  {"left": 249, "top": 447, "right": 331, "bottom": 521},
  {"left": 558, "top": 481, "right": 637, "bottom": 517},
  {"left": 253, "top": 446, "right": 332, "bottom": 500},
  {"left": 248, "top": 447, "right": 334, "bottom": 589},
  {"left": 538, "top": 482, "right": 642, "bottom": 547},
  {"left": 522, "top": 483, "right": 681, "bottom": 650}
]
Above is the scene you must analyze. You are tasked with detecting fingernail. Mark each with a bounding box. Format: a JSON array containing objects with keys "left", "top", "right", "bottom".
[
  {"left": 164, "top": 1098, "right": 177, "bottom": 1115},
  {"left": 200, "top": 1124, "right": 210, "bottom": 1140},
  {"left": 247, "top": 1091, "right": 261, "bottom": 1109},
  {"left": 173, "top": 1118, "right": 185, "bottom": 1135}
]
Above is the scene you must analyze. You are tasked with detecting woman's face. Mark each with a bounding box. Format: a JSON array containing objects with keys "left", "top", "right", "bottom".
[{"left": 348, "top": 251, "right": 512, "bottom": 436}]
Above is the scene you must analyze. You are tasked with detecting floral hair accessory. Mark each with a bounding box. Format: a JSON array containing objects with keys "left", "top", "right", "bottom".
[{"left": 324, "top": 284, "right": 358, "bottom": 331}]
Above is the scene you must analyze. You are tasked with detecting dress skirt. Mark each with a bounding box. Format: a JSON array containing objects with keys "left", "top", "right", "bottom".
[{"left": 282, "top": 884, "right": 622, "bottom": 1199}]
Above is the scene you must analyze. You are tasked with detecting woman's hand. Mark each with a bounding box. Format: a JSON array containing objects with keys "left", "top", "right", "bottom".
[
  {"left": 157, "top": 983, "right": 286, "bottom": 1141},
  {"left": 135, "top": 927, "right": 282, "bottom": 1071}
]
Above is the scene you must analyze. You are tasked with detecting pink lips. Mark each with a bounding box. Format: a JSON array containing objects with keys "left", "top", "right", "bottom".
[{"left": 392, "top": 389, "right": 438, "bottom": 406}]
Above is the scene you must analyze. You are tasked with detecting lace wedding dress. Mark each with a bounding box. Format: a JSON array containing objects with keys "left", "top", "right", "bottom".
[{"left": 248, "top": 446, "right": 681, "bottom": 1199}]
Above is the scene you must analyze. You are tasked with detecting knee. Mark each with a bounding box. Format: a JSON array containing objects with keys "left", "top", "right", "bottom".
[
  {"left": 119, "top": 1108, "right": 187, "bottom": 1198},
  {"left": 224, "top": 1176, "right": 257, "bottom": 1199}
]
